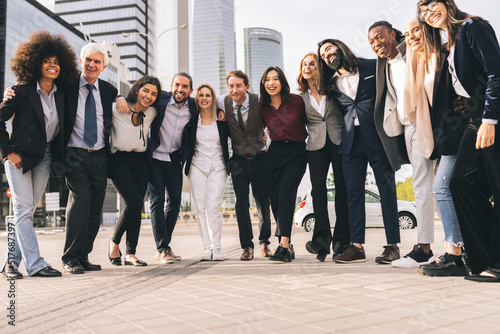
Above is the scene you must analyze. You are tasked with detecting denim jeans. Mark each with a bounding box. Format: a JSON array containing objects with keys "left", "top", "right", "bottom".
[
  {"left": 148, "top": 157, "right": 183, "bottom": 253},
  {"left": 433, "top": 155, "right": 463, "bottom": 246},
  {"left": 2, "top": 150, "right": 51, "bottom": 276}
]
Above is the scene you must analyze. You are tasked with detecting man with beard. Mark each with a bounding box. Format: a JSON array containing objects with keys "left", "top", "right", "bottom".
[
  {"left": 317, "top": 39, "right": 401, "bottom": 264},
  {"left": 216, "top": 70, "right": 272, "bottom": 261},
  {"left": 117, "top": 72, "right": 197, "bottom": 264},
  {"left": 368, "top": 21, "right": 435, "bottom": 268}
]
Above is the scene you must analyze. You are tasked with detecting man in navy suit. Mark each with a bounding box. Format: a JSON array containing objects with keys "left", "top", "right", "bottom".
[
  {"left": 117, "top": 73, "right": 197, "bottom": 264},
  {"left": 317, "top": 39, "right": 400, "bottom": 264},
  {"left": 62, "top": 43, "right": 118, "bottom": 274}
]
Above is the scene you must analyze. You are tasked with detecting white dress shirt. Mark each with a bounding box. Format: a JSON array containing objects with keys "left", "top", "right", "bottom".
[
  {"left": 335, "top": 71, "right": 360, "bottom": 125},
  {"left": 36, "top": 82, "right": 59, "bottom": 143},
  {"left": 192, "top": 118, "right": 225, "bottom": 173},
  {"left": 152, "top": 96, "right": 191, "bottom": 162},
  {"left": 67, "top": 74, "right": 105, "bottom": 150},
  {"left": 110, "top": 104, "right": 157, "bottom": 153},
  {"left": 308, "top": 90, "right": 326, "bottom": 117}
]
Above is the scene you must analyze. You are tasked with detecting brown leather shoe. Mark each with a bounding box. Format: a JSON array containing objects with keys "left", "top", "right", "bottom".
[
  {"left": 333, "top": 245, "right": 366, "bottom": 263},
  {"left": 375, "top": 245, "right": 400, "bottom": 264},
  {"left": 160, "top": 250, "right": 174, "bottom": 264},
  {"left": 261, "top": 244, "right": 272, "bottom": 257},
  {"left": 240, "top": 247, "right": 254, "bottom": 261}
]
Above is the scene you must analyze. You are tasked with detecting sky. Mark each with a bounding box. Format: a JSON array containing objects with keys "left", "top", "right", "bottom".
[{"left": 234, "top": 0, "right": 500, "bottom": 93}]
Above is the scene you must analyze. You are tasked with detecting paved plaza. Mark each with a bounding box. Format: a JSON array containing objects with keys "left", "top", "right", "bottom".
[{"left": 1, "top": 221, "right": 499, "bottom": 333}]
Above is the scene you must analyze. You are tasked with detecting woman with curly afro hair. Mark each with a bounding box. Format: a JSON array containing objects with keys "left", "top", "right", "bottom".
[{"left": 0, "top": 30, "right": 78, "bottom": 279}]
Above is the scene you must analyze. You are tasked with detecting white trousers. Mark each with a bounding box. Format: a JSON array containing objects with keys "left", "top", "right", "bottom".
[
  {"left": 405, "top": 124, "right": 436, "bottom": 244},
  {"left": 188, "top": 164, "right": 227, "bottom": 250}
]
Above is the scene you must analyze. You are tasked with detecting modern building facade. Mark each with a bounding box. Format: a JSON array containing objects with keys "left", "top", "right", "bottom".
[
  {"left": 191, "top": 0, "right": 236, "bottom": 95},
  {"left": 54, "top": 0, "right": 156, "bottom": 84},
  {"left": 244, "top": 27, "right": 284, "bottom": 94},
  {"left": 156, "top": 0, "right": 189, "bottom": 88},
  {"left": 0, "top": 0, "right": 89, "bottom": 226}
]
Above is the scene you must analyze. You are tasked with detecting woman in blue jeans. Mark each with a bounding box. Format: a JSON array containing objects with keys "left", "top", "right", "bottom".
[
  {"left": 0, "top": 31, "right": 79, "bottom": 278},
  {"left": 404, "top": 19, "right": 468, "bottom": 276}
]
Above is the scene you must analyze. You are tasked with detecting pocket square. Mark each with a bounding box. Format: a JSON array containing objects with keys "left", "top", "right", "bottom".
[{"left": 364, "top": 75, "right": 374, "bottom": 80}]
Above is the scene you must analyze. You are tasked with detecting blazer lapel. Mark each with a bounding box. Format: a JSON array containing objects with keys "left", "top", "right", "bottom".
[
  {"left": 55, "top": 89, "right": 65, "bottom": 131},
  {"left": 29, "top": 90, "right": 46, "bottom": 136},
  {"left": 433, "top": 53, "right": 446, "bottom": 101}
]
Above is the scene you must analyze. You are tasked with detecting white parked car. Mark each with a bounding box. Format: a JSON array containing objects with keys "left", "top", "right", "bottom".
[{"left": 294, "top": 187, "right": 417, "bottom": 232}]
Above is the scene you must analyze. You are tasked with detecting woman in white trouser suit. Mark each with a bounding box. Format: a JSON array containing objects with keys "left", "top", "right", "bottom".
[{"left": 185, "top": 84, "right": 229, "bottom": 261}]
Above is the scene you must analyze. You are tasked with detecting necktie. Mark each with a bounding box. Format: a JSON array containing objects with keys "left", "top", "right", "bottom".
[
  {"left": 84, "top": 84, "right": 97, "bottom": 147},
  {"left": 236, "top": 104, "right": 245, "bottom": 131}
]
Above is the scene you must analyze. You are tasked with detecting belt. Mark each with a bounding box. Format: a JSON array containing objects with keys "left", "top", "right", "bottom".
[
  {"left": 80, "top": 147, "right": 105, "bottom": 153},
  {"left": 241, "top": 150, "right": 267, "bottom": 160}
]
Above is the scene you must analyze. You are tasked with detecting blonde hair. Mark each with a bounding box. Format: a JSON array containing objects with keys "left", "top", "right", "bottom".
[{"left": 194, "top": 83, "right": 218, "bottom": 120}]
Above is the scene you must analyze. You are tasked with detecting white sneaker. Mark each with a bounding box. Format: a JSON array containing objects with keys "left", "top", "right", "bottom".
[
  {"left": 200, "top": 248, "right": 212, "bottom": 261},
  {"left": 391, "top": 245, "right": 433, "bottom": 268},
  {"left": 212, "top": 249, "right": 224, "bottom": 261}
]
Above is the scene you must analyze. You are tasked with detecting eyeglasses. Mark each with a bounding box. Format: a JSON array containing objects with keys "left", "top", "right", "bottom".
[{"left": 419, "top": 1, "right": 439, "bottom": 21}]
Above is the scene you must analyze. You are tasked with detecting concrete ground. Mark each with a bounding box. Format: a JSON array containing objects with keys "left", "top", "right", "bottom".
[{"left": 1, "top": 221, "right": 499, "bottom": 333}]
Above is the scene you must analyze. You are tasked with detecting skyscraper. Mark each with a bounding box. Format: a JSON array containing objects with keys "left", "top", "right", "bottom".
[
  {"left": 244, "top": 27, "right": 284, "bottom": 94},
  {"left": 155, "top": 0, "right": 189, "bottom": 87},
  {"left": 191, "top": 0, "right": 236, "bottom": 95},
  {"left": 54, "top": 0, "right": 156, "bottom": 84}
]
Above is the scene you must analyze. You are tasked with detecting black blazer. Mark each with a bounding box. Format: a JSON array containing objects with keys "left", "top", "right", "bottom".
[
  {"left": 453, "top": 18, "right": 500, "bottom": 122},
  {"left": 184, "top": 114, "right": 229, "bottom": 176},
  {"left": 64, "top": 76, "right": 118, "bottom": 150},
  {"left": 0, "top": 82, "right": 65, "bottom": 174},
  {"left": 332, "top": 59, "right": 382, "bottom": 156},
  {"left": 149, "top": 90, "right": 198, "bottom": 164},
  {"left": 430, "top": 53, "right": 468, "bottom": 156}
]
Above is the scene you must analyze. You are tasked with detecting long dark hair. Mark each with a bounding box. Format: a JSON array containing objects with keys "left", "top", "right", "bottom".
[
  {"left": 127, "top": 75, "right": 162, "bottom": 108},
  {"left": 316, "top": 39, "right": 363, "bottom": 95},
  {"left": 417, "top": 0, "right": 476, "bottom": 60},
  {"left": 259, "top": 66, "right": 291, "bottom": 108}
]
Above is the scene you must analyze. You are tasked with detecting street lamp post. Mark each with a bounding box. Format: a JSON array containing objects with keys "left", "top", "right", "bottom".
[{"left": 122, "top": 24, "right": 188, "bottom": 75}]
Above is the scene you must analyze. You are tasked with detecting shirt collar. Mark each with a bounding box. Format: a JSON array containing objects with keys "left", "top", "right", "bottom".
[
  {"left": 168, "top": 95, "right": 190, "bottom": 109},
  {"left": 388, "top": 51, "right": 403, "bottom": 65},
  {"left": 333, "top": 71, "right": 358, "bottom": 79},
  {"left": 37, "top": 81, "right": 58, "bottom": 95},
  {"left": 232, "top": 92, "right": 250, "bottom": 109},
  {"left": 80, "top": 73, "right": 100, "bottom": 90}
]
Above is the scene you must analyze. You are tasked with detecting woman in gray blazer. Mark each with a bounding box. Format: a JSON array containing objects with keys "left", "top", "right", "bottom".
[{"left": 298, "top": 53, "right": 350, "bottom": 262}]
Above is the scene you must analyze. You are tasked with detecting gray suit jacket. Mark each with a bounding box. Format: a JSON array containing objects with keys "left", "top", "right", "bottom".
[
  {"left": 374, "top": 42, "right": 409, "bottom": 171},
  {"left": 300, "top": 92, "right": 342, "bottom": 151}
]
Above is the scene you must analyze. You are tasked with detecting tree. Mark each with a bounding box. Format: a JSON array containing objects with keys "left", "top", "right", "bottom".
[{"left": 396, "top": 176, "right": 414, "bottom": 201}]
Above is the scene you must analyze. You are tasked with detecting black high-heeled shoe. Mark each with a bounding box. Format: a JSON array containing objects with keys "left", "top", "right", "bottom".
[
  {"left": 269, "top": 245, "right": 292, "bottom": 262},
  {"left": 108, "top": 240, "right": 122, "bottom": 266}
]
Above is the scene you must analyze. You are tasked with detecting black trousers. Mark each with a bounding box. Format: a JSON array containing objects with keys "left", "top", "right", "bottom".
[
  {"left": 450, "top": 113, "right": 500, "bottom": 275},
  {"left": 267, "top": 141, "right": 308, "bottom": 239},
  {"left": 62, "top": 147, "right": 107, "bottom": 264},
  {"left": 342, "top": 128, "right": 400, "bottom": 244},
  {"left": 229, "top": 153, "right": 271, "bottom": 249},
  {"left": 308, "top": 137, "right": 350, "bottom": 253},
  {"left": 148, "top": 153, "right": 183, "bottom": 253},
  {"left": 110, "top": 151, "right": 149, "bottom": 255}
]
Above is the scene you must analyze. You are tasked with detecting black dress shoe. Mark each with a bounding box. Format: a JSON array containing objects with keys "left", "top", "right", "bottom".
[
  {"left": 81, "top": 259, "right": 102, "bottom": 271},
  {"left": 124, "top": 259, "right": 148, "bottom": 266},
  {"left": 269, "top": 246, "right": 292, "bottom": 262},
  {"left": 289, "top": 244, "right": 295, "bottom": 260},
  {"left": 306, "top": 241, "right": 327, "bottom": 261},
  {"left": 109, "top": 240, "right": 122, "bottom": 266},
  {"left": 2, "top": 264, "right": 23, "bottom": 279},
  {"left": 63, "top": 262, "right": 84, "bottom": 274},
  {"left": 32, "top": 266, "right": 62, "bottom": 277}
]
